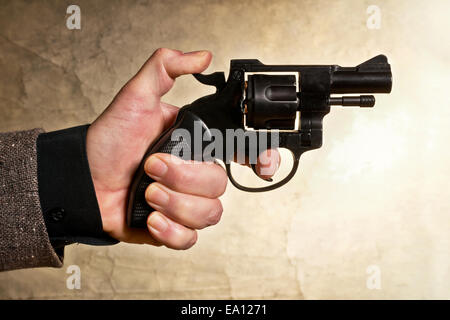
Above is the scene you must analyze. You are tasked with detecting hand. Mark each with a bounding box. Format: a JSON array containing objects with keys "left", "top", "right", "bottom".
[{"left": 86, "top": 48, "right": 280, "bottom": 249}]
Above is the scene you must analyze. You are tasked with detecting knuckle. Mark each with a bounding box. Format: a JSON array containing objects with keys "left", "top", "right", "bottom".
[
  {"left": 175, "top": 231, "right": 197, "bottom": 250},
  {"left": 207, "top": 200, "right": 223, "bottom": 226},
  {"left": 174, "top": 166, "right": 194, "bottom": 188},
  {"left": 186, "top": 232, "right": 198, "bottom": 249},
  {"left": 202, "top": 164, "right": 228, "bottom": 197},
  {"left": 172, "top": 194, "right": 193, "bottom": 215},
  {"left": 214, "top": 169, "right": 228, "bottom": 197},
  {"left": 153, "top": 47, "right": 168, "bottom": 58},
  {"left": 152, "top": 47, "right": 181, "bottom": 60}
]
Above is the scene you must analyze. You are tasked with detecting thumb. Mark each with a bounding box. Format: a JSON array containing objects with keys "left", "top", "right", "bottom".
[
  {"left": 129, "top": 48, "right": 212, "bottom": 98},
  {"left": 91, "top": 48, "right": 212, "bottom": 154}
]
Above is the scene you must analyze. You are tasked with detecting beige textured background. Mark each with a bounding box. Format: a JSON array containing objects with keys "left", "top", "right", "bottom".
[{"left": 0, "top": 0, "right": 449, "bottom": 299}]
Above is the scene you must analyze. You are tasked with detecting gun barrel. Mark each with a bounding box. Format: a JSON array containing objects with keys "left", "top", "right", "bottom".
[{"left": 331, "top": 71, "right": 392, "bottom": 94}]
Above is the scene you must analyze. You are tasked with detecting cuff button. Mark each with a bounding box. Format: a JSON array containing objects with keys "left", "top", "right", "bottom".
[{"left": 47, "top": 207, "right": 65, "bottom": 222}]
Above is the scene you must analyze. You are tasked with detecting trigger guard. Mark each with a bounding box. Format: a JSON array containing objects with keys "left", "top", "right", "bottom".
[{"left": 225, "top": 152, "right": 300, "bottom": 192}]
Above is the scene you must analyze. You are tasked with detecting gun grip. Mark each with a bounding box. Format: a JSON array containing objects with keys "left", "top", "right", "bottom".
[{"left": 127, "top": 110, "right": 211, "bottom": 228}]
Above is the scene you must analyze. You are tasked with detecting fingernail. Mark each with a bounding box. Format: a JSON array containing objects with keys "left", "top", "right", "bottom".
[
  {"left": 184, "top": 50, "right": 208, "bottom": 56},
  {"left": 148, "top": 213, "right": 169, "bottom": 233},
  {"left": 145, "top": 156, "right": 168, "bottom": 178},
  {"left": 259, "top": 158, "right": 278, "bottom": 177},
  {"left": 266, "top": 163, "right": 277, "bottom": 176},
  {"left": 146, "top": 184, "right": 170, "bottom": 207}
]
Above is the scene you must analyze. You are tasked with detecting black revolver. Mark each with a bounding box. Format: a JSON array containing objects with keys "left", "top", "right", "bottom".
[{"left": 127, "top": 55, "right": 392, "bottom": 228}]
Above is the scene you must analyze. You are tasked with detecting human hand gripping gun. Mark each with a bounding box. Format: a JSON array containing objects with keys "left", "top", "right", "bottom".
[{"left": 127, "top": 55, "right": 393, "bottom": 228}]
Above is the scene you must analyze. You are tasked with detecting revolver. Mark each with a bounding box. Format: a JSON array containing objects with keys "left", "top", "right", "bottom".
[{"left": 127, "top": 54, "right": 392, "bottom": 228}]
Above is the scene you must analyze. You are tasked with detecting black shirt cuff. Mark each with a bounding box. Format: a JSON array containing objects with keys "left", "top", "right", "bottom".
[{"left": 37, "top": 125, "right": 119, "bottom": 248}]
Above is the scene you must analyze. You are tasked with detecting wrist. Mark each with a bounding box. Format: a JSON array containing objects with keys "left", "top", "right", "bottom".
[{"left": 37, "top": 124, "right": 119, "bottom": 246}]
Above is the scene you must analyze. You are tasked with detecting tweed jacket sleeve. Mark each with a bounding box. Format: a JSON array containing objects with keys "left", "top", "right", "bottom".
[{"left": 0, "top": 129, "right": 62, "bottom": 271}]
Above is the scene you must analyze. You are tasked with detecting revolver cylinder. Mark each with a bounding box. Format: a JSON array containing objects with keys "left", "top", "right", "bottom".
[{"left": 246, "top": 74, "right": 298, "bottom": 130}]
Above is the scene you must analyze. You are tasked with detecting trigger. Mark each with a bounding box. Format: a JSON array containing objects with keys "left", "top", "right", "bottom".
[
  {"left": 251, "top": 164, "right": 273, "bottom": 182},
  {"left": 193, "top": 72, "right": 226, "bottom": 92}
]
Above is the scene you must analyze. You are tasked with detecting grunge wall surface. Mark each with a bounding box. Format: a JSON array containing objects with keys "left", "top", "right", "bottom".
[{"left": 0, "top": 0, "right": 449, "bottom": 299}]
